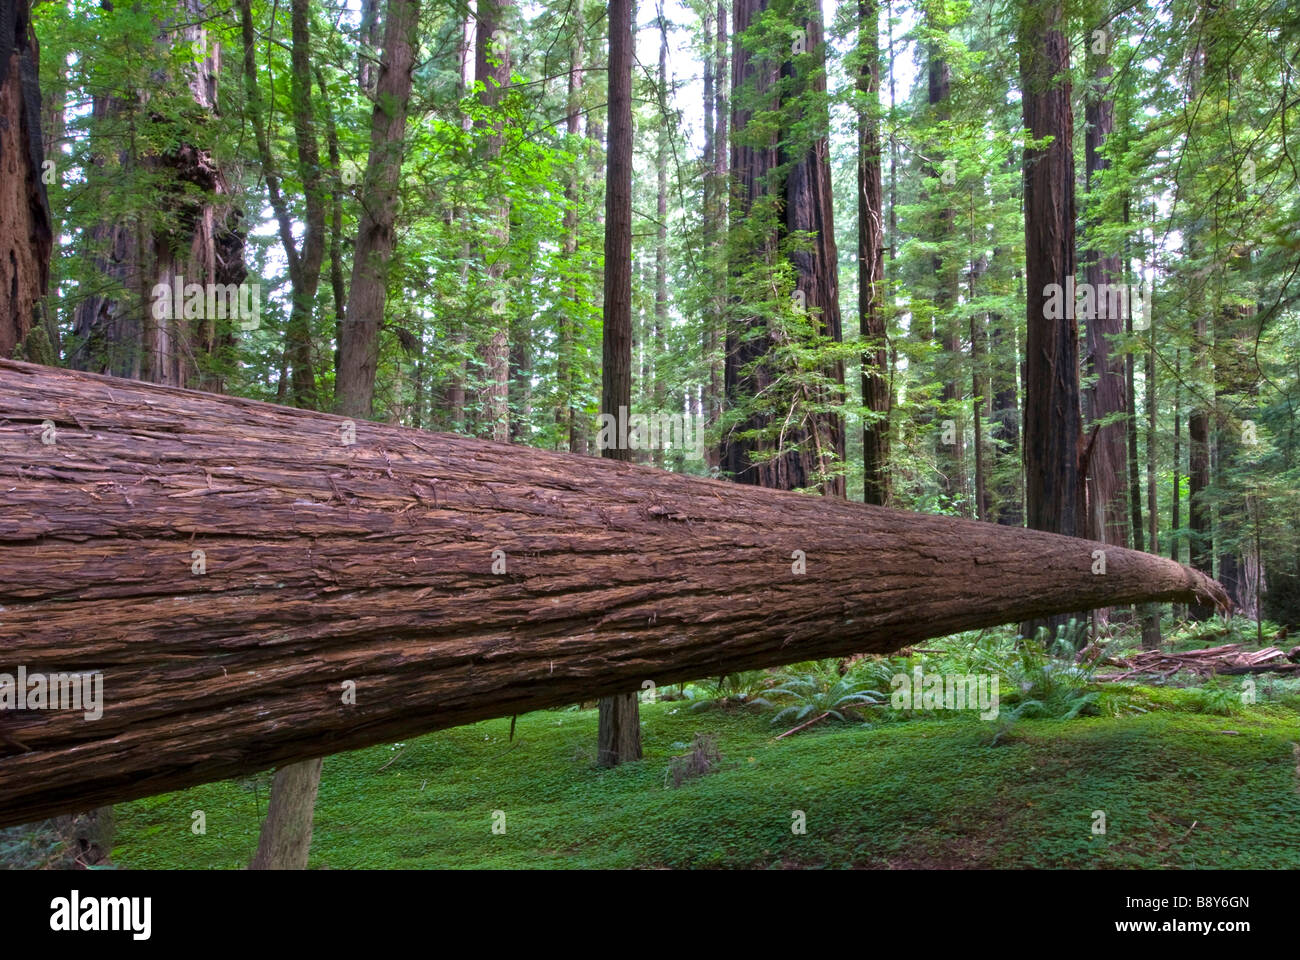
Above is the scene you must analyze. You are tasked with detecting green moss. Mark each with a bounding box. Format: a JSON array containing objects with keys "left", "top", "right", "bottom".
[{"left": 111, "top": 698, "right": 1300, "bottom": 869}]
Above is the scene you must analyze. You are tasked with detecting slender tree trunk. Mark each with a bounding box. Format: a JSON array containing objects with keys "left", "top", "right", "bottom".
[
  {"left": 1171, "top": 353, "right": 1187, "bottom": 618},
  {"left": 596, "top": 0, "right": 641, "bottom": 767},
  {"left": 652, "top": 11, "right": 668, "bottom": 468},
  {"left": 448, "top": 12, "right": 474, "bottom": 434},
  {"left": 1083, "top": 23, "right": 1129, "bottom": 554},
  {"left": 237, "top": 0, "right": 322, "bottom": 408},
  {"left": 476, "top": 0, "right": 513, "bottom": 444},
  {"left": 318, "top": 67, "right": 348, "bottom": 388},
  {"left": 712, "top": 0, "right": 727, "bottom": 445},
  {"left": 336, "top": 0, "right": 420, "bottom": 419},
  {"left": 928, "top": 3, "right": 962, "bottom": 509},
  {"left": 701, "top": 2, "right": 727, "bottom": 470},
  {"left": 559, "top": 0, "right": 585, "bottom": 452},
  {"left": 858, "top": 0, "right": 889, "bottom": 505},
  {"left": 1185, "top": 7, "right": 1215, "bottom": 620}
]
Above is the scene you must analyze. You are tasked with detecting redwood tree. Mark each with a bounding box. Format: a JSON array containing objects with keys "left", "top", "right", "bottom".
[
  {"left": 595, "top": 0, "right": 641, "bottom": 768},
  {"left": 857, "top": 0, "right": 889, "bottom": 505},
  {"left": 1019, "top": 0, "right": 1080, "bottom": 634},
  {"left": 723, "top": 0, "right": 845, "bottom": 496},
  {"left": 0, "top": 0, "right": 50, "bottom": 358}
]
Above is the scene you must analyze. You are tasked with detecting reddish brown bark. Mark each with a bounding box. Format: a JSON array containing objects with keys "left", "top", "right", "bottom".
[
  {"left": 723, "top": 0, "right": 845, "bottom": 496},
  {"left": 0, "top": 360, "right": 1228, "bottom": 826},
  {"left": 1082, "top": 24, "right": 1129, "bottom": 553},
  {"left": 0, "top": 0, "right": 50, "bottom": 359},
  {"left": 858, "top": 0, "right": 889, "bottom": 506},
  {"left": 1019, "top": 0, "right": 1080, "bottom": 540},
  {"left": 596, "top": 0, "right": 639, "bottom": 765},
  {"left": 1019, "top": 0, "right": 1081, "bottom": 637}
]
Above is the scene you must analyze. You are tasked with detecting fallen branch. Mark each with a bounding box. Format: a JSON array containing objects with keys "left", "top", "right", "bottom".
[{"left": 774, "top": 711, "right": 833, "bottom": 740}]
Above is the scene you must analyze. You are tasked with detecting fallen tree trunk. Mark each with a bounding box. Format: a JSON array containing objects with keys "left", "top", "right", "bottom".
[{"left": 0, "top": 359, "right": 1227, "bottom": 826}]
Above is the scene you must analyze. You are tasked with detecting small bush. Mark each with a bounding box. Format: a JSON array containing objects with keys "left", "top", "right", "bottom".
[{"left": 665, "top": 733, "right": 722, "bottom": 788}]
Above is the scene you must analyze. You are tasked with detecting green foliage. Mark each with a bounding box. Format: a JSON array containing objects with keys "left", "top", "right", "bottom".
[{"left": 764, "top": 663, "right": 884, "bottom": 726}]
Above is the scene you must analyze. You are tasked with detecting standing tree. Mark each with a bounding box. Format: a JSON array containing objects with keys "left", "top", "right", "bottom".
[
  {"left": 336, "top": 0, "right": 420, "bottom": 418},
  {"left": 857, "top": 0, "right": 888, "bottom": 505},
  {"left": 1081, "top": 20, "right": 1129, "bottom": 554},
  {"left": 0, "top": 0, "right": 50, "bottom": 358},
  {"left": 476, "top": 0, "right": 513, "bottom": 443},
  {"left": 723, "top": 0, "right": 845, "bottom": 496},
  {"left": 595, "top": 0, "right": 642, "bottom": 768},
  {"left": 238, "top": 0, "right": 324, "bottom": 409},
  {"left": 1018, "top": 0, "right": 1080, "bottom": 635},
  {"left": 69, "top": 1, "right": 245, "bottom": 391}
]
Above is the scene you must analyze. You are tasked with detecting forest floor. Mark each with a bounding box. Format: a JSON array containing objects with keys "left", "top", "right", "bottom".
[{"left": 103, "top": 655, "right": 1300, "bottom": 869}]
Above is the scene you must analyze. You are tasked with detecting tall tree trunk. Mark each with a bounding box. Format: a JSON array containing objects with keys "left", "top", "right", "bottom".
[
  {"left": 858, "top": 0, "right": 889, "bottom": 506},
  {"left": 336, "top": 0, "right": 420, "bottom": 419},
  {"left": 596, "top": 0, "right": 641, "bottom": 767},
  {"left": 0, "top": 0, "right": 50, "bottom": 358},
  {"left": 318, "top": 66, "right": 348, "bottom": 388},
  {"left": 559, "top": 0, "right": 585, "bottom": 452},
  {"left": 1185, "top": 3, "right": 1217, "bottom": 620},
  {"left": 723, "top": 0, "right": 845, "bottom": 497},
  {"left": 927, "top": 1, "right": 962, "bottom": 509},
  {"left": 1018, "top": 0, "right": 1080, "bottom": 636},
  {"left": 652, "top": 10, "right": 668, "bottom": 469},
  {"left": 701, "top": 1, "right": 727, "bottom": 471},
  {"left": 237, "top": 0, "right": 322, "bottom": 409},
  {"left": 1082, "top": 22, "right": 1129, "bottom": 553},
  {"left": 447, "top": 11, "right": 474, "bottom": 435},
  {"left": 240, "top": 0, "right": 329, "bottom": 869},
  {"left": 476, "top": 0, "right": 513, "bottom": 444},
  {"left": 71, "top": 2, "right": 243, "bottom": 392},
  {"left": 1171, "top": 346, "right": 1183, "bottom": 623}
]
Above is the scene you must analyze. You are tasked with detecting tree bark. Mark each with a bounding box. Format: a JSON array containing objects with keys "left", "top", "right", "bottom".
[
  {"left": 335, "top": 0, "right": 420, "bottom": 420},
  {"left": 237, "top": 0, "right": 321, "bottom": 409},
  {"left": 927, "top": 2, "right": 962, "bottom": 509},
  {"left": 595, "top": 0, "right": 640, "bottom": 766},
  {"left": 1082, "top": 23, "right": 1129, "bottom": 553},
  {"left": 558, "top": 0, "right": 585, "bottom": 453},
  {"left": 0, "top": 359, "right": 1229, "bottom": 826},
  {"left": 858, "top": 0, "right": 889, "bottom": 506},
  {"left": 723, "top": 0, "right": 844, "bottom": 497},
  {"left": 0, "top": 0, "right": 50, "bottom": 359},
  {"left": 1018, "top": 0, "right": 1080, "bottom": 635},
  {"left": 69, "top": 1, "right": 243, "bottom": 392},
  {"left": 249, "top": 757, "right": 323, "bottom": 870},
  {"left": 476, "top": 0, "right": 513, "bottom": 444},
  {"left": 652, "top": 12, "right": 668, "bottom": 470}
]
